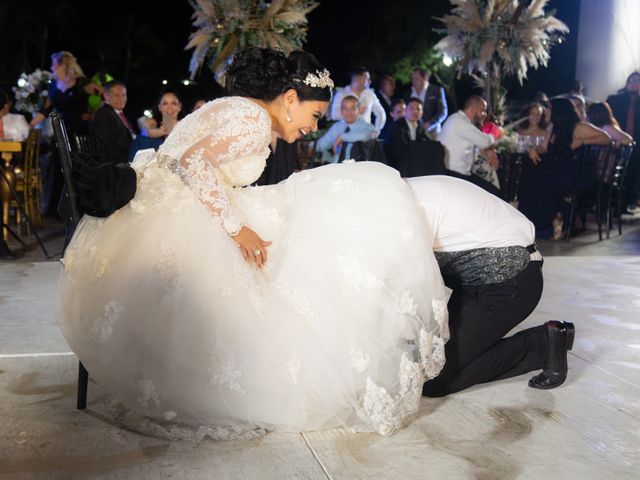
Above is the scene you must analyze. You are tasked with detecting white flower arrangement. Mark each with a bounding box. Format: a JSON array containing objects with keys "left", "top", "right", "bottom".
[{"left": 12, "top": 69, "right": 53, "bottom": 115}]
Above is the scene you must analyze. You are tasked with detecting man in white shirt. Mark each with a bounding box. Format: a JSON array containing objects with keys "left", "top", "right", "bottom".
[
  {"left": 330, "top": 67, "right": 386, "bottom": 136},
  {"left": 438, "top": 95, "right": 501, "bottom": 196},
  {"left": 407, "top": 175, "right": 575, "bottom": 395}
]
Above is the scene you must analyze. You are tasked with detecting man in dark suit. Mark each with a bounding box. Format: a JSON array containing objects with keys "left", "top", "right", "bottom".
[
  {"left": 386, "top": 98, "right": 445, "bottom": 176},
  {"left": 375, "top": 75, "right": 397, "bottom": 141},
  {"left": 90, "top": 80, "right": 134, "bottom": 165},
  {"left": 607, "top": 72, "right": 640, "bottom": 212},
  {"left": 404, "top": 67, "right": 448, "bottom": 133}
]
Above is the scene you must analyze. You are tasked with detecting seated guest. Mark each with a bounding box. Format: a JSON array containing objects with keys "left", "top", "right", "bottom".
[
  {"left": 438, "top": 95, "right": 500, "bottom": 196},
  {"left": 129, "top": 91, "right": 182, "bottom": 161},
  {"left": 406, "top": 175, "right": 573, "bottom": 396},
  {"left": 190, "top": 97, "right": 208, "bottom": 112},
  {"left": 316, "top": 95, "right": 375, "bottom": 163},
  {"left": 517, "top": 103, "right": 549, "bottom": 143},
  {"left": 519, "top": 97, "right": 611, "bottom": 239},
  {"left": 379, "top": 98, "right": 406, "bottom": 143},
  {"left": 404, "top": 67, "right": 448, "bottom": 132},
  {"left": 586, "top": 102, "right": 633, "bottom": 145},
  {"left": 386, "top": 98, "right": 445, "bottom": 176},
  {"left": 330, "top": 66, "right": 386, "bottom": 136},
  {"left": 376, "top": 74, "right": 396, "bottom": 140},
  {"left": 0, "top": 90, "right": 29, "bottom": 141},
  {"left": 570, "top": 94, "right": 587, "bottom": 121},
  {"left": 90, "top": 80, "right": 135, "bottom": 165}
]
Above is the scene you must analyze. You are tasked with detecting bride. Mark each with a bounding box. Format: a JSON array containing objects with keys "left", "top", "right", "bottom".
[{"left": 58, "top": 48, "right": 449, "bottom": 437}]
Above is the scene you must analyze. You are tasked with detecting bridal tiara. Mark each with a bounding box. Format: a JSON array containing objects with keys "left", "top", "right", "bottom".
[{"left": 294, "top": 69, "right": 334, "bottom": 89}]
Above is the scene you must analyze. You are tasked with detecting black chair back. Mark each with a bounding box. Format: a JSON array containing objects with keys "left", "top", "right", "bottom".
[
  {"left": 611, "top": 142, "right": 635, "bottom": 235},
  {"left": 73, "top": 134, "right": 105, "bottom": 161},
  {"left": 51, "top": 113, "right": 82, "bottom": 235}
]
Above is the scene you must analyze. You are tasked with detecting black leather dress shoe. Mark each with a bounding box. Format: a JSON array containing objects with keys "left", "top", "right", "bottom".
[
  {"left": 529, "top": 321, "right": 575, "bottom": 389},
  {"left": 0, "top": 240, "right": 17, "bottom": 260}
]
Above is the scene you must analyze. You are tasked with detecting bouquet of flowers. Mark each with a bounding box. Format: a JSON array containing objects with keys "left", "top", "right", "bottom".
[
  {"left": 495, "top": 129, "right": 520, "bottom": 155},
  {"left": 12, "top": 69, "right": 53, "bottom": 115}
]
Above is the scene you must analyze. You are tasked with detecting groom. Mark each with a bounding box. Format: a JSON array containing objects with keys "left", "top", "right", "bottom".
[{"left": 407, "top": 175, "right": 574, "bottom": 396}]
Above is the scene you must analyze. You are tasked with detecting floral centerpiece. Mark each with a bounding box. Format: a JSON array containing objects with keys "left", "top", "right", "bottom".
[
  {"left": 186, "top": 0, "right": 319, "bottom": 81},
  {"left": 495, "top": 129, "right": 520, "bottom": 155},
  {"left": 12, "top": 69, "right": 53, "bottom": 116}
]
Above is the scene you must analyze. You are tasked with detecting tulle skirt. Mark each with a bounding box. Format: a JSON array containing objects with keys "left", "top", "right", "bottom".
[{"left": 58, "top": 159, "right": 449, "bottom": 437}]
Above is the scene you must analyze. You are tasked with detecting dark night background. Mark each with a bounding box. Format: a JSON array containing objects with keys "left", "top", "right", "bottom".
[{"left": 0, "top": 0, "right": 582, "bottom": 119}]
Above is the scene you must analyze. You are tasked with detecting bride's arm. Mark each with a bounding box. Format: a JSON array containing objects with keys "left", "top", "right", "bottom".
[{"left": 178, "top": 107, "right": 272, "bottom": 267}]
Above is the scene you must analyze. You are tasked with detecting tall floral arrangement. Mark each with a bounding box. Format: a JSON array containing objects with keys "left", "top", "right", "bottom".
[
  {"left": 186, "top": 0, "right": 319, "bottom": 81},
  {"left": 435, "top": 0, "right": 568, "bottom": 119},
  {"left": 12, "top": 69, "right": 53, "bottom": 115}
]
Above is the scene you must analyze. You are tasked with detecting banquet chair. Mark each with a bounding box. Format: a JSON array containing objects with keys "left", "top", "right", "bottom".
[
  {"left": 610, "top": 142, "right": 635, "bottom": 236},
  {"left": 51, "top": 112, "right": 90, "bottom": 410},
  {"left": 11, "top": 129, "right": 42, "bottom": 233},
  {"left": 566, "top": 143, "right": 614, "bottom": 241},
  {"left": 73, "top": 133, "right": 106, "bottom": 162}
]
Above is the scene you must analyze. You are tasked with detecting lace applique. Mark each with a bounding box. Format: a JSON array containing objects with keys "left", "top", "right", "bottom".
[
  {"left": 155, "top": 244, "right": 182, "bottom": 297},
  {"left": 91, "top": 300, "right": 124, "bottom": 342},
  {"left": 232, "top": 257, "right": 265, "bottom": 317},
  {"left": 273, "top": 281, "right": 319, "bottom": 322},
  {"left": 181, "top": 147, "right": 243, "bottom": 235},
  {"left": 210, "top": 342, "right": 245, "bottom": 394},
  {"left": 363, "top": 353, "right": 423, "bottom": 436},
  {"left": 419, "top": 330, "right": 446, "bottom": 380},
  {"left": 431, "top": 297, "right": 448, "bottom": 329},
  {"left": 156, "top": 97, "right": 271, "bottom": 236},
  {"left": 349, "top": 349, "right": 370, "bottom": 373},
  {"left": 137, "top": 379, "right": 160, "bottom": 408},
  {"left": 336, "top": 254, "right": 384, "bottom": 290},
  {"left": 96, "top": 258, "right": 109, "bottom": 279},
  {"left": 163, "top": 411, "right": 177, "bottom": 420},
  {"left": 397, "top": 290, "right": 418, "bottom": 316},
  {"left": 287, "top": 355, "right": 302, "bottom": 384}
]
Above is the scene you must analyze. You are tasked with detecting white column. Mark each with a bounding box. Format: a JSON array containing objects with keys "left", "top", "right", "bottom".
[{"left": 575, "top": 0, "right": 640, "bottom": 101}]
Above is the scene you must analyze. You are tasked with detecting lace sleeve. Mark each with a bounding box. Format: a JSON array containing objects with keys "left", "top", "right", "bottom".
[{"left": 178, "top": 101, "right": 270, "bottom": 236}]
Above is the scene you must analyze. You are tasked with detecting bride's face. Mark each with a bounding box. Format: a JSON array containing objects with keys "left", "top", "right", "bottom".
[{"left": 279, "top": 90, "right": 329, "bottom": 143}]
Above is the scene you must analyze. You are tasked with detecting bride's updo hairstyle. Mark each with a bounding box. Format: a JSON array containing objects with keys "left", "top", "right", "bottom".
[{"left": 226, "top": 47, "right": 332, "bottom": 103}]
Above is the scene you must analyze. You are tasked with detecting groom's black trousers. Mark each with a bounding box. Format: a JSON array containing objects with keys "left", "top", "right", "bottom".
[{"left": 423, "top": 260, "right": 547, "bottom": 397}]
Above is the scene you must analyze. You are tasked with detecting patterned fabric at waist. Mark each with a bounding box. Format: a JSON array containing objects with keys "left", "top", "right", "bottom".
[{"left": 435, "top": 245, "right": 533, "bottom": 286}]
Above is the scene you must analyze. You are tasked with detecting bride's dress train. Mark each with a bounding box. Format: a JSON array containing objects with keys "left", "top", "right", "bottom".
[{"left": 58, "top": 97, "right": 449, "bottom": 437}]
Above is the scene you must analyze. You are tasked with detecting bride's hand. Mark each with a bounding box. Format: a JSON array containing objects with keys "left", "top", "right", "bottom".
[{"left": 231, "top": 226, "right": 272, "bottom": 269}]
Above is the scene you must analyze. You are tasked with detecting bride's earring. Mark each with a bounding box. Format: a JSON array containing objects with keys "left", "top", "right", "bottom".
[{"left": 286, "top": 108, "right": 292, "bottom": 123}]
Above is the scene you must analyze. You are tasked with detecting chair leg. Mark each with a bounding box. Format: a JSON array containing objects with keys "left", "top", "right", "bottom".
[
  {"left": 597, "top": 192, "right": 603, "bottom": 241},
  {"left": 77, "top": 361, "right": 89, "bottom": 410}
]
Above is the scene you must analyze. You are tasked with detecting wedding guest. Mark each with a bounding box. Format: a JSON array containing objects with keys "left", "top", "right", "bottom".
[
  {"left": 90, "top": 80, "right": 135, "bottom": 165},
  {"left": 438, "top": 95, "right": 500, "bottom": 195},
  {"left": 570, "top": 94, "right": 587, "bottom": 121},
  {"left": 586, "top": 102, "right": 633, "bottom": 145},
  {"left": 376, "top": 74, "right": 396, "bottom": 140},
  {"left": 386, "top": 98, "right": 445, "bottom": 175},
  {"left": 31, "top": 51, "right": 102, "bottom": 216},
  {"left": 129, "top": 91, "right": 183, "bottom": 160},
  {"left": 517, "top": 103, "right": 549, "bottom": 142},
  {"left": 31, "top": 51, "right": 102, "bottom": 135},
  {"left": 607, "top": 72, "right": 640, "bottom": 212},
  {"left": 330, "top": 66, "right": 386, "bottom": 136},
  {"left": 0, "top": 90, "right": 29, "bottom": 141},
  {"left": 407, "top": 175, "right": 574, "bottom": 396},
  {"left": 533, "top": 91, "right": 552, "bottom": 125},
  {"left": 190, "top": 96, "right": 208, "bottom": 112},
  {"left": 379, "top": 99, "right": 406, "bottom": 143},
  {"left": 316, "top": 95, "right": 375, "bottom": 163},
  {"left": 404, "top": 67, "right": 448, "bottom": 132},
  {"left": 519, "top": 97, "right": 611, "bottom": 239}
]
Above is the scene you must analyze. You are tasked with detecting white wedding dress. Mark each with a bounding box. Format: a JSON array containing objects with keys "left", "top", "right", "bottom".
[{"left": 58, "top": 97, "right": 449, "bottom": 438}]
